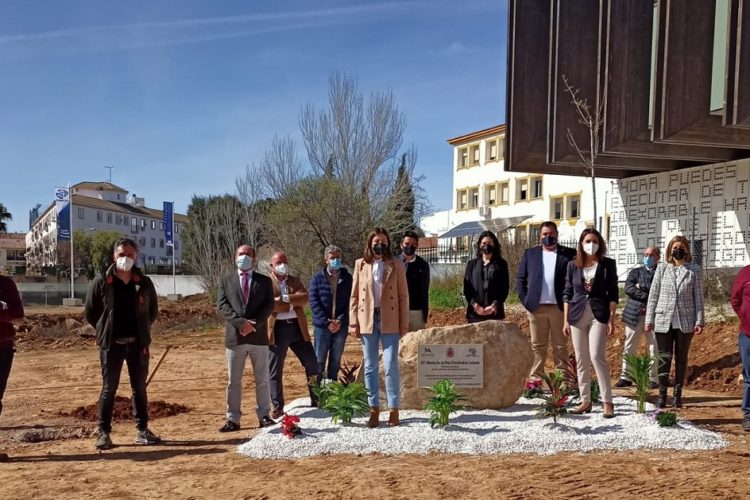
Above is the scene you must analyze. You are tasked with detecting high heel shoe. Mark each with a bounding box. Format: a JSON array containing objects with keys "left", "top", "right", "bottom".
[
  {"left": 569, "top": 402, "right": 592, "bottom": 414},
  {"left": 603, "top": 402, "right": 615, "bottom": 419},
  {"left": 367, "top": 407, "right": 380, "bottom": 428}
]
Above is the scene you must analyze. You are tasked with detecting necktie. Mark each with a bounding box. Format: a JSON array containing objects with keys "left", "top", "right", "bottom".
[{"left": 241, "top": 272, "right": 250, "bottom": 304}]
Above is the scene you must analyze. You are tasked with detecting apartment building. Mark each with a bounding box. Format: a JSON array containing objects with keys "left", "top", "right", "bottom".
[{"left": 26, "top": 181, "right": 187, "bottom": 274}]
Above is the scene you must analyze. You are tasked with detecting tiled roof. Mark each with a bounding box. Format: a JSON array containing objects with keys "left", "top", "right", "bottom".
[
  {"left": 35, "top": 195, "right": 188, "bottom": 225},
  {"left": 72, "top": 181, "right": 128, "bottom": 193},
  {"left": 447, "top": 124, "right": 506, "bottom": 145}
]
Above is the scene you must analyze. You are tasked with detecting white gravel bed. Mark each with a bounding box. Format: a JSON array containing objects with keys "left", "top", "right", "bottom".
[{"left": 238, "top": 396, "right": 726, "bottom": 459}]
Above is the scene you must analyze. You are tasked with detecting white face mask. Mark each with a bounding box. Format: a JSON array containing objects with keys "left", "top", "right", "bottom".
[
  {"left": 582, "top": 242, "right": 599, "bottom": 256},
  {"left": 274, "top": 263, "right": 289, "bottom": 276},
  {"left": 115, "top": 256, "right": 134, "bottom": 272},
  {"left": 236, "top": 255, "right": 253, "bottom": 271}
]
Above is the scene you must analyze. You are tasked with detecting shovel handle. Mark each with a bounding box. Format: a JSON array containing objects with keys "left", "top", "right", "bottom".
[{"left": 146, "top": 346, "right": 172, "bottom": 387}]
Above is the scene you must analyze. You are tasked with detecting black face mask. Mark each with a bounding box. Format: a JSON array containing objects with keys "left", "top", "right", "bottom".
[
  {"left": 671, "top": 247, "right": 686, "bottom": 260},
  {"left": 480, "top": 244, "right": 494, "bottom": 255},
  {"left": 402, "top": 245, "right": 416, "bottom": 256},
  {"left": 541, "top": 235, "right": 557, "bottom": 247},
  {"left": 372, "top": 243, "right": 388, "bottom": 256}
]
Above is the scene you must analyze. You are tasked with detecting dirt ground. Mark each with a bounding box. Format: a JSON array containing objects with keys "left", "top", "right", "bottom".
[{"left": 1, "top": 296, "right": 749, "bottom": 499}]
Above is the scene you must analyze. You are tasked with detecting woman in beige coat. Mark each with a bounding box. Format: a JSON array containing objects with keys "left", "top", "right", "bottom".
[{"left": 349, "top": 227, "right": 409, "bottom": 427}]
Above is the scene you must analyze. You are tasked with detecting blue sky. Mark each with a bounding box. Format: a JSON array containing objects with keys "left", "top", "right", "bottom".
[{"left": 0, "top": 0, "right": 507, "bottom": 233}]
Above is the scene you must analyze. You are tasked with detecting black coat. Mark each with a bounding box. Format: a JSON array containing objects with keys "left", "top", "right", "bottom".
[
  {"left": 84, "top": 265, "right": 158, "bottom": 351},
  {"left": 403, "top": 255, "right": 430, "bottom": 321},
  {"left": 463, "top": 257, "right": 509, "bottom": 322},
  {"left": 562, "top": 258, "right": 619, "bottom": 324},
  {"left": 622, "top": 265, "right": 657, "bottom": 327}
]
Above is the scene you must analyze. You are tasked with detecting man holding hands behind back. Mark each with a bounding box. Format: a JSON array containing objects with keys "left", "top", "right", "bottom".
[{"left": 217, "top": 244, "right": 276, "bottom": 432}]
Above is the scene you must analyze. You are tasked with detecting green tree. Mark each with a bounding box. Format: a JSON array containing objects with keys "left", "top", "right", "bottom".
[
  {"left": 56, "top": 230, "right": 95, "bottom": 278},
  {"left": 90, "top": 231, "right": 126, "bottom": 276},
  {"left": 0, "top": 203, "right": 11, "bottom": 232}
]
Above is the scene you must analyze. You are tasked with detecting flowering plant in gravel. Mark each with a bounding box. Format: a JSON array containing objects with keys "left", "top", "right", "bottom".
[
  {"left": 652, "top": 409, "right": 679, "bottom": 427},
  {"left": 281, "top": 415, "right": 302, "bottom": 439},
  {"left": 321, "top": 381, "right": 369, "bottom": 424},
  {"left": 424, "top": 379, "right": 466, "bottom": 428},
  {"left": 522, "top": 379, "right": 544, "bottom": 399},
  {"left": 536, "top": 370, "right": 572, "bottom": 424}
]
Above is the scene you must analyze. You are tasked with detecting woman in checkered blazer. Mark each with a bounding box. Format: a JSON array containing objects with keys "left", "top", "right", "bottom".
[{"left": 645, "top": 236, "right": 705, "bottom": 409}]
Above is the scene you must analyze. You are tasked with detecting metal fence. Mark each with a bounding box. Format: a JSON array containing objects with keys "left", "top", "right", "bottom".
[{"left": 416, "top": 240, "right": 578, "bottom": 264}]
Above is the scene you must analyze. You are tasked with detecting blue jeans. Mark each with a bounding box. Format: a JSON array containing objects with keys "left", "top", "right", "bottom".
[
  {"left": 740, "top": 333, "right": 750, "bottom": 418},
  {"left": 314, "top": 325, "right": 348, "bottom": 382},
  {"left": 360, "top": 309, "right": 400, "bottom": 408}
]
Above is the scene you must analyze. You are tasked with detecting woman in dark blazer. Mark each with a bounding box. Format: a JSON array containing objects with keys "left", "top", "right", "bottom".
[
  {"left": 463, "top": 231, "right": 509, "bottom": 323},
  {"left": 563, "top": 228, "right": 619, "bottom": 418}
]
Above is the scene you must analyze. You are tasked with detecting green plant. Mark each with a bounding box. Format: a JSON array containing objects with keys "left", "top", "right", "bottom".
[
  {"left": 424, "top": 379, "right": 466, "bottom": 428},
  {"left": 653, "top": 410, "right": 679, "bottom": 427},
  {"left": 623, "top": 352, "right": 659, "bottom": 414},
  {"left": 535, "top": 370, "right": 572, "bottom": 424},
  {"left": 338, "top": 361, "right": 360, "bottom": 386},
  {"left": 311, "top": 378, "right": 335, "bottom": 409},
  {"left": 522, "top": 379, "right": 544, "bottom": 399},
  {"left": 320, "top": 381, "right": 369, "bottom": 425},
  {"left": 428, "top": 274, "right": 465, "bottom": 310}
]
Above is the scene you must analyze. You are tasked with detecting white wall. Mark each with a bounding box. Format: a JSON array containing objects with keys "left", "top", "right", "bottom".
[
  {"left": 609, "top": 158, "right": 750, "bottom": 277},
  {"left": 147, "top": 275, "right": 205, "bottom": 297}
]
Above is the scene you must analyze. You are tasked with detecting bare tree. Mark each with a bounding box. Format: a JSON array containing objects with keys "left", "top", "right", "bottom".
[
  {"left": 562, "top": 75, "right": 606, "bottom": 229},
  {"left": 235, "top": 164, "right": 272, "bottom": 249}
]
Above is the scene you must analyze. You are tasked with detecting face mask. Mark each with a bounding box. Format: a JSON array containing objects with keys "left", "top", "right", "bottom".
[
  {"left": 402, "top": 245, "right": 416, "bottom": 256},
  {"left": 582, "top": 242, "right": 599, "bottom": 256},
  {"left": 643, "top": 256, "right": 655, "bottom": 268},
  {"left": 115, "top": 256, "right": 134, "bottom": 272},
  {"left": 372, "top": 243, "right": 387, "bottom": 257},
  {"left": 328, "top": 258, "right": 341, "bottom": 271},
  {"left": 236, "top": 255, "right": 253, "bottom": 271},
  {"left": 671, "top": 248, "right": 686, "bottom": 260},
  {"left": 274, "top": 263, "right": 289, "bottom": 276},
  {"left": 480, "top": 244, "right": 494, "bottom": 255},
  {"left": 541, "top": 235, "right": 557, "bottom": 247}
]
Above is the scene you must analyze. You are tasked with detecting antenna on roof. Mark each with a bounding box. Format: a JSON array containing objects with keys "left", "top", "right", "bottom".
[{"left": 104, "top": 165, "right": 114, "bottom": 183}]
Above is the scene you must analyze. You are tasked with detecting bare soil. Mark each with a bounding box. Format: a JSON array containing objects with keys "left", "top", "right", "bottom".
[{"left": 1, "top": 295, "right": 748, "bottom": 499}]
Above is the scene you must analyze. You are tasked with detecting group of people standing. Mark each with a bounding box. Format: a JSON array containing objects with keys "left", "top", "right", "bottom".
[
  {"left": 216, "top": 228, "right": 429, "bottom": 433},
  {"left": 499, "top": 222, "right": 705, "bottom": 419},
  {"left": 2, "top": 223, "right": 750, "bottom": 455}
]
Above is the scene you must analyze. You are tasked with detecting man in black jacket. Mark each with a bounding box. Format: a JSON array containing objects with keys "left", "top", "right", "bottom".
[
  {"left": 85, "top": 238, "right": 160, "bottom": 450},
  {"left": 516, "top": 222, "right": 576, "bottom": 380},
  {"left": 400, "top": 231, "right": 430, "bottom": 331},
  {"left": 217, "top": 244, "right": 276, "bottom": 431},
  {"left": 616, "top": 246, "right": 661, "bottom": 388}
]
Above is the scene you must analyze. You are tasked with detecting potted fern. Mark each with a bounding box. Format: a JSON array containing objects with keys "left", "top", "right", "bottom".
[
  {"left": 424, "top": 379, "right": 466, "bottom": 428},
  {"left": 536, "top": 370, "right": 572, "bottom": 424}
]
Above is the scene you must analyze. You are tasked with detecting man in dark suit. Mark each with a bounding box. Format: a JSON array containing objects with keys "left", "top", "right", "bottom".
[
  {"left": 217, "top": 244, "right": 275, "bottom": 431},
  {"left": 400, "top": 231, "right": 430, "bottom": 331},
  {"left": 516, "top": 221, "right": 576, "bottom": 380}
]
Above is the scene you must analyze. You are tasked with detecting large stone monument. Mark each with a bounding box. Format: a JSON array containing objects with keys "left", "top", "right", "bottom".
[{"left": 395, "top": 320, "right": 532, "bottom": 410}]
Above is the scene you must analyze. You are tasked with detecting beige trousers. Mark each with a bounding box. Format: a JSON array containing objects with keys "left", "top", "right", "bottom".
[
  {"left": 408, "top": 310, "right": 427, "bottom": 332},
  {"left": 528, "top": 305, "right": 568, "bottom": 379},
  {"left": 570, "top": 304, "right": 613, "bottom": 403}
]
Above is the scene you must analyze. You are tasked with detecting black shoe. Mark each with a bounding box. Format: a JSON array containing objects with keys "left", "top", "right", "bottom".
[
  {"left": 219, "top": 420, "right": 241, "bottom": 433},
  {"left": 271, "top": 407, "right": 284, "bottom": 419},
  {"left": 134, "top": 428, "right": 161, "bottom": 445},
  {"left": 614, "top": 379, "right": 633, "bottom": 388},
  {"left": 657, "top": 387, "right": 668, "bottom": 409},
  {"left": 259, "top": 416, "right": 276, "bottom": 428},
  {"left": 673, "top": 385, "right": 683, "bottom": 408},
  {"left": 742, "top": 418, "right": 750, "bottom": 432}
]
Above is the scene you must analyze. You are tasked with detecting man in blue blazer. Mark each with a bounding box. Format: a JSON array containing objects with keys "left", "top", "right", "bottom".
[{"left": 516, "top": 221, "right": 576, "bottom": 380}]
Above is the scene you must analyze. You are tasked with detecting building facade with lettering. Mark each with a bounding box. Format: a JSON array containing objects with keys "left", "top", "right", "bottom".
[
  {"left": 609, "top": 159, "right": 750, "bottom": 277},
  {"left": 25, "top": 181, "right": 187, "bottom": 274}
]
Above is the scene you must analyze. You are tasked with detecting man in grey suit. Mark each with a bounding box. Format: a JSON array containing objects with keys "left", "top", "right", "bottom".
[{"left": 217, "top": 244, "right": 276, "bottom": 431}]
